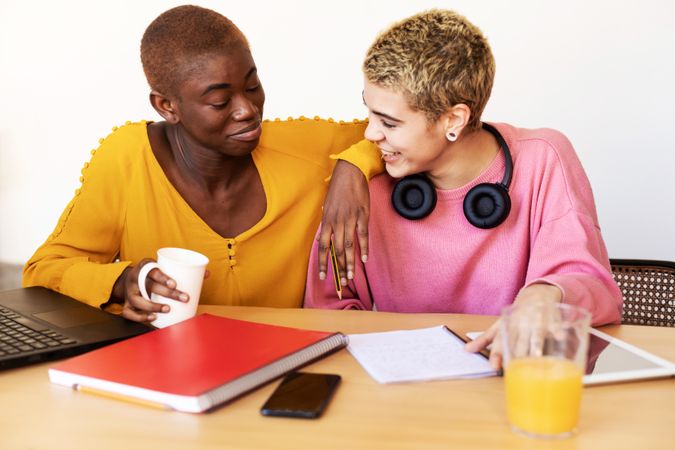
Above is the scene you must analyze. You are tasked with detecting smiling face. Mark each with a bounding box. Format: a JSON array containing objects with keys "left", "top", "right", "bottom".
[
  {"left": 171, "top": 45, "right": 266, "bottom": 157},
  {"left": 363, "top": 80, "right": 450, "bottom": 179}
]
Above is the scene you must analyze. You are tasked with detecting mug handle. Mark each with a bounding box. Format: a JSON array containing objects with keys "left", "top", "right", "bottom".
[{"left": 137, "top": 262, "right": 160, "bottom": 301}]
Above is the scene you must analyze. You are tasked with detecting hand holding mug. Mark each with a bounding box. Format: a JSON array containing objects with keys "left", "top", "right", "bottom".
[
  {"left": 114, "top": 248, "right": 209, "bottom": 327},
  {"left": 137, "top": 248, "right": 209, "bottom": 328},
  {"left": 115, "top": 259, "right": 188, "bottom": 323}
]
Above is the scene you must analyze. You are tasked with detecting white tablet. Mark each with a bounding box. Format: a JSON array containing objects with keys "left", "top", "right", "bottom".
[
  {"left": 466, "top": 329, "right": 675, "bottom": 386},
  {"left": 583, "top": 328, "right": 675, "bottom": 385}
]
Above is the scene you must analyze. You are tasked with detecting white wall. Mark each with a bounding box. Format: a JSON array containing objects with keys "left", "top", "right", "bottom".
[{"left": 1, "top": 0, "right": 674, "bottom": 264}]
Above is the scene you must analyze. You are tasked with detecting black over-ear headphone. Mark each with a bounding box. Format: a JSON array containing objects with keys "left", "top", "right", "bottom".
[{"left": 391, "top": 122, "right": 513, "bottom": 229}]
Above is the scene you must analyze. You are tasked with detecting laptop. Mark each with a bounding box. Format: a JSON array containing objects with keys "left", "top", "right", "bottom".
[{"left": 0, "top": 287, "right": 150, "bottom": 370}]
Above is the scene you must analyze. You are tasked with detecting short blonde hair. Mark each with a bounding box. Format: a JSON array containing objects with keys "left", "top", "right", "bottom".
[{"left": 363, "top": 9, "right": 495, "bottom": 130}]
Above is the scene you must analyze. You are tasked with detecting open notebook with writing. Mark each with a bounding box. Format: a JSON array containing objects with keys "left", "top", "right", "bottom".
[
  {"left": 347, "top": 326, "right": 498, "bottom": 384},
  {"left": 49, "top": 314, "right": 347, "bottom": 412}
]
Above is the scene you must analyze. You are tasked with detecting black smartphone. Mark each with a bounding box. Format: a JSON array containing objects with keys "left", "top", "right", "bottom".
[{"left": 260, "top": 372, "right": 341, "bottom": 419}]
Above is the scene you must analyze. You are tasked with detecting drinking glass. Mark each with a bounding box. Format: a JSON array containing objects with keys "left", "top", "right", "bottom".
[{"left": 501, "top": 300, "right": 591, "bottom": 438}]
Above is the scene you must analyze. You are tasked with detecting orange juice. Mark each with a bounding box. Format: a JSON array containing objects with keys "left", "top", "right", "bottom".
[{"left": 504, "top": 357, "right": 583, "bottom": 436}]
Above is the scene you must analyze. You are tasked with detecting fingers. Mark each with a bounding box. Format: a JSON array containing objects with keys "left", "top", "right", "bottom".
[
  {"left": 464, "top": 332, "right": 489, "bottom": 353},
  {"left": 121, "top": 260, "right": 189, "bottom": 324},
  {"left": 135, "top": 260, "right": 187, "bottom": 303},
  {"left": 513, "top": 323, "right": 531, "bottom": 359},
  {"left": 322, "top": 215, "right": 366, "bottom": 286},
  {"left": 120, "top": 303, "right": 159, "bottom": 323},
  {"left": 488, "top": 324, "right": 504, "bottom": 370},
  {"left": 356, "top": 211, "right": 369, "bottom": 264},
  {"left": 124, "top": 282, "right": 168, "bottom": 311},
  {"left": 146, "top": 269, "right": 188, "bottom": 302},
  {"left": 465, "top": 321, "right": 503, "bottom": 370},
  {"left": 465, "top": 322, "right": 498, "bottom": 352},
  {"left": 341, "top": 217, "right": 358, "bottom": 283},
  {"left": 529, "top": 326, "right": 547, "bottom": 358},
  {"left": 320, "top": 157, "right": 370, "bottom": 284},
  {"left": 145, "top": 266, "right": 177, "bottom": 292},
  {"left": 489, "top": 338, "right": 503, "bottom": 370},
  {"left": 331, "top": 224, "right": 348, "bottom": 287},
  {"left": 120, "top": 286, "right": 166, "bottom": 323},
  {"left": 316, "top": 224, "right": 333, "bottom": 281}
]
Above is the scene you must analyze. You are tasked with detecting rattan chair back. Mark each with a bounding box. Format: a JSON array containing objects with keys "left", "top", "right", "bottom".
[{"left": 610, "top": 259, "right": 675, "bottom": 327}]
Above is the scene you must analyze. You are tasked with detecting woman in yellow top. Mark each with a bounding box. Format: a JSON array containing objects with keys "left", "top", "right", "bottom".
[{"left": 22, "top": 5, "right": 381, "bottom": 323}]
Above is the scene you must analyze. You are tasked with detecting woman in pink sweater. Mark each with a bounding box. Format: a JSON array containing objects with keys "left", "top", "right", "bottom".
[{"left": 304, "top": 9, "right": 622, "bottom": 367}]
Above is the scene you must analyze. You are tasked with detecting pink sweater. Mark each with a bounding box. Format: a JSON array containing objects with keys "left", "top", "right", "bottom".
[{"left": 304, "top": 123, "right": 622, "bottom": 326}]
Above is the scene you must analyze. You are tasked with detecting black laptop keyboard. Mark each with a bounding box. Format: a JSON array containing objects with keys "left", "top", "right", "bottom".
[{"left": 0, "top": 306, "right": 78, "bottom": 356}]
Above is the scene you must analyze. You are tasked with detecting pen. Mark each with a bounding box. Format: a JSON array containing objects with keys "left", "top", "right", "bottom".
[{"left": 329, "top": 237, "right": 343, "bottom": 300}]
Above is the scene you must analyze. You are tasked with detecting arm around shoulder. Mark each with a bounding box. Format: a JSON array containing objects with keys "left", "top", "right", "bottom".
[
  {"left": 331, "top": 138, "right": 384, "bottom": 182},
  {"left": 258, "top": 117, "right": 383, "bottom": 181}
]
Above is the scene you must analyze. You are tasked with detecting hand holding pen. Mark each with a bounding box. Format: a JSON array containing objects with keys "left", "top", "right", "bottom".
[{"left": 316, "top": 160, "right": 370, "bottom": 289}]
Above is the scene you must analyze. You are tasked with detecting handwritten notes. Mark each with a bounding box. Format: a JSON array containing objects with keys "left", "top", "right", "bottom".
[{"left": 347, "top": 326, "right": 498, "bottom": 384}]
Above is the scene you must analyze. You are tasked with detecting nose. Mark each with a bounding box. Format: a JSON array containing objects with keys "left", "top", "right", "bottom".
[
  {"left": 364, "top": 120, "right": 384, "bottom": 143},
  {"left": 231, "top": 94, "right": 258, "bottom": 121}
]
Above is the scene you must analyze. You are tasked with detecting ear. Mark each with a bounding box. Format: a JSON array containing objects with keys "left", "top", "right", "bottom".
[
  {"left": 149, "top": 90, "right": 180, "bottom": 124},
  {"left": 441, "top": 103, "right": 472, "bottom": 140}
]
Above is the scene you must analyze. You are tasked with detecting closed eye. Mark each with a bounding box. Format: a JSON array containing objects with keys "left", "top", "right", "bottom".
[
  {"left": 381, "top": 119, "right": 396, "bottom": 129},
  {"left": 210, "top": 100, "right": 230, "bottom": 109}
]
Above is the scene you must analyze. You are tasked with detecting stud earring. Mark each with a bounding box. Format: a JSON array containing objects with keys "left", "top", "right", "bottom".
[{"left": 446, "top": 131, "right": 458, "bottom": 142}]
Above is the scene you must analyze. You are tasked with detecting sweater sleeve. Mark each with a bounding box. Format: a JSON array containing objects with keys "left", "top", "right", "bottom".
[
  {"left": 259, "top": 117, "right": 383, "bottom": 181},
  {"left": 330, "top": 138, "right": 384, "bottom": 181},
  {"left": 303, "top": 228, "right": 373, "bottom": 310},
  {"left": 521, "top": 130, "right": 622, "bottom": 326},
  {"left": 22, "top": 125, "right": 138, "bottom": 308},
  {"left": 525, "top": 211, "right": 623, "bottom": 326}
]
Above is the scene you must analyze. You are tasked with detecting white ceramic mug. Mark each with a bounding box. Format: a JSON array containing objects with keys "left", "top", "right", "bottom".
[{"left": 137, "top": 247, "right": 209, "bottom": 328}]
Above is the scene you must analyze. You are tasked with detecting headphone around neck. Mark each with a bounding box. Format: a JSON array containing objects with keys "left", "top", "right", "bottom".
[{"left": 391, "top": 122, "right": 513, "bottom": 229}]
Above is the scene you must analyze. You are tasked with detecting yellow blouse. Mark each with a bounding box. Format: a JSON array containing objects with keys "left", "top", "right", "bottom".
[{"left": 23, "top": 118, "right": 381, "bottom": 309}]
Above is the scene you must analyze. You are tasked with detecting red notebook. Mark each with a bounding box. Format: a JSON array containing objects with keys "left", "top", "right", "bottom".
[{"left": 48, "top": 314, "right": 347, "bottom": 413}]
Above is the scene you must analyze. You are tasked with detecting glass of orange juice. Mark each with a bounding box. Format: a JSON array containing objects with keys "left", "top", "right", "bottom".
[{"left": 501, "top": 300, "right": 591, "bottom": 439}]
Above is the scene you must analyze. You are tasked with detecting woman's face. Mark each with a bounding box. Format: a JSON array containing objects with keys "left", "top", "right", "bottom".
[
  {"left": 173, "top": 45, "right": 266, "bottom": 157},
  {"left": 363, "top": 80, "right": 448, "bottom": 179}
]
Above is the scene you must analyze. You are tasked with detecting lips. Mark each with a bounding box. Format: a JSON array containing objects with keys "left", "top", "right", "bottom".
[
  {"left": 380, "top": 148, "right": 401, "bottom": 163},
  {"left": 229, "top": 122, "right": 262, "bottom": 142}
]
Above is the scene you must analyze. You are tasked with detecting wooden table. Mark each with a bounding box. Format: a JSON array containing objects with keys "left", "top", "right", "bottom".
[{"left": 1, "top": 306, "right": 674, "bottom": 450}]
